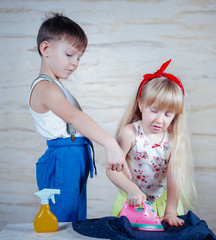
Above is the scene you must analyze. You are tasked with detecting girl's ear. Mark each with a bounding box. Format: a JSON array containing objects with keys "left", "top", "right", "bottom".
[
  {"left": 40, "top": 41, "right": 50, "bottom": 58},
  {"left": 138, "top": 100, "right": 143, "bottom": 113},
  {"left": 168, "top": 114, "right": 178, "bottom": 133}
]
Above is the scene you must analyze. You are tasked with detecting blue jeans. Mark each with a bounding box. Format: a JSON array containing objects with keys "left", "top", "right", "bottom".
[{"left": 36, "top": 137, "right": 96, "bottom": 222}]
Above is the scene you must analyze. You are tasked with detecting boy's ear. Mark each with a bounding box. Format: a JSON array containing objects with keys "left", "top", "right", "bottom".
[{"left": 40, "top": 41, "right": 50, "bottom": 58}]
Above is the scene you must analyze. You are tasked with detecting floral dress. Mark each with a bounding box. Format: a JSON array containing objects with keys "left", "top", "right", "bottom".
[
  {"left": 129, "top": 120, "right": 169, "bottom": 203},
  {"left": 111, "top": 121, "right": 184, "bottom": 217}
]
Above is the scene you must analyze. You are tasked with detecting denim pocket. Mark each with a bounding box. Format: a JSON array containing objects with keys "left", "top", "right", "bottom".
[
  {"left": 36, "top": 161, "right": 48, "bottom": 190},
  {"left": 36, "top": 150, "right": 57, "bottom": 189}
]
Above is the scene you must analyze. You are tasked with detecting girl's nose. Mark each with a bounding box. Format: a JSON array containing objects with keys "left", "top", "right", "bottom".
[{"left": 156, "top": 113, "right": 164, "bottom": 122}]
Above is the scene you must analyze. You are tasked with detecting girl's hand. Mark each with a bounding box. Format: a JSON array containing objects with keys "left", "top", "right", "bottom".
[
  {"left": 127, "top": 187, "right": 146, "bottom": 207},
  {"left": 160, "top": 212, "right": 184, "bottom": 227}
]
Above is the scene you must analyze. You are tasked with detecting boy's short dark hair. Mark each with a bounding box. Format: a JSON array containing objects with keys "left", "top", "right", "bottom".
[{"left": 37, "top": 12, "right": 88, "bottom": 55}]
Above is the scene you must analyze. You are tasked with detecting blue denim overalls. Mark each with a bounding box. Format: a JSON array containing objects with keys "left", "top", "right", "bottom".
[
  {"left": 33, "top": 74, "right": 97, "bottom": 222},
  {"left": 36, "top": 136, "right": 96, "bottom": 222}
]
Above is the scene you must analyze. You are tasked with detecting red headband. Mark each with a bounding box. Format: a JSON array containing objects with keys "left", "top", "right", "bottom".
[{"left": 138, "top": 59, "right": 185, "bottom": 97}]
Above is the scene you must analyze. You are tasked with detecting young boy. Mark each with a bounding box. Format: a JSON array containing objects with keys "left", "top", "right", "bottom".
[{"left": 29, "top": 13, "right": 130, "bottom": 222}]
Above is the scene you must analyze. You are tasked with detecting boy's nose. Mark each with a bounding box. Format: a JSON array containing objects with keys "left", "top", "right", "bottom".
[
  {"left": 71, "top": 60, "right": 78, "bottom": 67},
  {"left": 70, "top": 57, "right": 79, "bottom": 67}
]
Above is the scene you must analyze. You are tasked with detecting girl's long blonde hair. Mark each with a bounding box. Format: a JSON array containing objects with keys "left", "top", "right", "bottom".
[{"left": 117, "top": 78, "right": 197, "bottom": 210}]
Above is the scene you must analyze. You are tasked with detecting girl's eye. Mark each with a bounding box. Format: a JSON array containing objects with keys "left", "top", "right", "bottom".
[
  {"left": 165, "top": 112, "right": 175, "bottom": 117},
  {"left": 150, "top": 107, "right": 158, "bottom": 113}
]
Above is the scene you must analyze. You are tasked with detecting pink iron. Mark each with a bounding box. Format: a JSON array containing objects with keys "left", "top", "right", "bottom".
[{"left": 120, "top": 200, "right": 164, "bottom": 231}]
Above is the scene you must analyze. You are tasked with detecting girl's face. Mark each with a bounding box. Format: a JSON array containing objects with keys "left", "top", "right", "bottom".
[
  {"left": 139, "top": 102, "right": 176, "bottom": 136},
  {"left": 43, "top": 38, "right": 84, "bottom": 80}
]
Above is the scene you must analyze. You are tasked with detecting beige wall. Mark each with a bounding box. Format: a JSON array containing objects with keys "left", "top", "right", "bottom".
[{"left": 0, "top": 0, "right": 215, "bottom": 234}]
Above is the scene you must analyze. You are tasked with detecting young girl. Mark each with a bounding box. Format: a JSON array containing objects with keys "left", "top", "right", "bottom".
[
  {"left": 107, "top": 59, "right": 197, "bottom": 227},
  {"left": 29, "top": 13, "right": 130, "bottom": 222}
]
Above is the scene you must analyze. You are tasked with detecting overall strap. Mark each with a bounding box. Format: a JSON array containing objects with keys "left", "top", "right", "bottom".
[
  {"left": 32, "top": 74, "right": 77, "bottom": 141},
  {"left": 35, "top": 74, "right": 67, "bottom": 98},
  {"left": 31, "top": 74, "right": 56, "bottom": 89}
]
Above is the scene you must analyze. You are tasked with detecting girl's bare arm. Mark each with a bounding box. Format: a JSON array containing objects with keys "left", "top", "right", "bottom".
[
  {"left": 106, "top": 124, "right": 146, "bottom": 206},
  {"left": 160, "top": 164, "right": 184, "bottom": 226}
]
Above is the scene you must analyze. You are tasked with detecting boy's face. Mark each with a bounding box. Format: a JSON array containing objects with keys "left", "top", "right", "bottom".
[{"left": 43, "top": 38, "right": 84, "bottom": 80}]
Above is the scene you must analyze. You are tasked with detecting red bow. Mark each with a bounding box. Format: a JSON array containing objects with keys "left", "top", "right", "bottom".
[{"left": 138, "top": 59, "right": 185, "bottom": 97}]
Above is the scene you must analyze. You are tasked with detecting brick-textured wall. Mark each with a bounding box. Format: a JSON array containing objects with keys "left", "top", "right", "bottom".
[{"left": 0, "top": 0, "right": 215, "bottom": 233}]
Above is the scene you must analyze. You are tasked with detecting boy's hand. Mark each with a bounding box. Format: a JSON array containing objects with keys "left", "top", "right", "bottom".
[
  {"left": 160, "top": 212, "right": 184, "bottom": 227},
  {"left": 105, "top": 139, "right": 131, "bottom": 179}
]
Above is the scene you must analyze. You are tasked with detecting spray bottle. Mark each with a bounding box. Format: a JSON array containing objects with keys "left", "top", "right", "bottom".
[{"left": 34, "top": 188, "right": 60, "bottom": 233}]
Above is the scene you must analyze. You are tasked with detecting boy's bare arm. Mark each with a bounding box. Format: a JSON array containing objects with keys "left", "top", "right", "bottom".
[{"left": 34, "top": 81, "right": 131, "bottom": 177}]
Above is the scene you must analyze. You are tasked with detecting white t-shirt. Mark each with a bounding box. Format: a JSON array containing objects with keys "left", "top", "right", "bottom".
[{"left": 28, "top": 77, "right": 82, "bottom": 140}]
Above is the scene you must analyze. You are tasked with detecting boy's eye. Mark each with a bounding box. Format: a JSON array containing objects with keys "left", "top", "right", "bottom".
[{"left": 66, "top": 53, "right": 81, "bottom": 62}]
